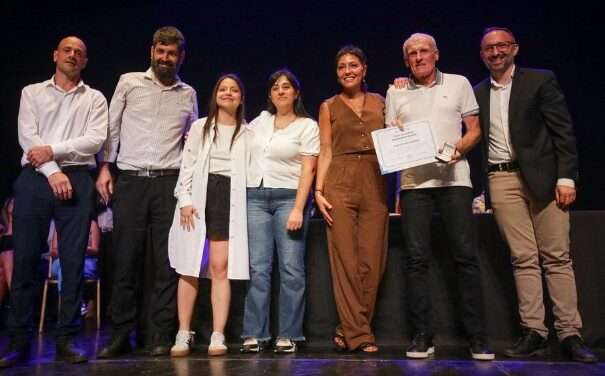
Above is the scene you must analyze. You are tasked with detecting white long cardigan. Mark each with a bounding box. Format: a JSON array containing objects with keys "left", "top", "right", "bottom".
[{"left": 168, "top": 117, "right": 249, "bottom": 279}]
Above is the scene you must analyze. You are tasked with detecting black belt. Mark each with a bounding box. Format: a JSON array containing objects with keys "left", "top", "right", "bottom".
[
  {"left": 24, "top": 164, "right": 90, "bottom": 173},
  {"left": 488, "top": 161, "right": 519, "bottom": 173},
  {"left": 119, "top": 168, "right": 180, "bottom": 178},
  {"left": 62, "top": 165, "right": 91, "bottom": 173}
]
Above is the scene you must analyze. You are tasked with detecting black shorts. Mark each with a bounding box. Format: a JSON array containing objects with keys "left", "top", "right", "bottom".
[{"left": 205, "top": 174, "right": 230, "bottom": 240}]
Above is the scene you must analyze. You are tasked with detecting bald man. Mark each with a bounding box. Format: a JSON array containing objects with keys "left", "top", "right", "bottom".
[{"left": 0, "top": 36, "right": 108, "bottom": 368}]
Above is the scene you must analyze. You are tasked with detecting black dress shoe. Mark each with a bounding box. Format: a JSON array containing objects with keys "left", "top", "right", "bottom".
[
  {"left": 148, "top": 332, "right": 171, "bottom": 357},
  {"left": 504, "top": 330, "right": 548, "bottom": 358},
  {"left": 0, "top": 343, "right": 30, "bottom": 369},
  {"left": 561, "top": 335, "right": 598, "bottom": 363},
  {"left": 97, "top": 334, "right": 132, "bottom": 359},
  {"left": 56, "top": 341, "right": 88, "bottom": 364},
  {"left": 149, "top": 344, "right": 170, "bottom": 357}
]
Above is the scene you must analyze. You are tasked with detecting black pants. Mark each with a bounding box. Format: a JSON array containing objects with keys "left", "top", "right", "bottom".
[
  {"left": 109, "top": 174, "right": 178, "bottom": 342},
  {"left": 9, "top": 166, "right": 93, "bottom": 343},
  {"left": 400, "top": 186, "right": 486, "bottom": 339}
]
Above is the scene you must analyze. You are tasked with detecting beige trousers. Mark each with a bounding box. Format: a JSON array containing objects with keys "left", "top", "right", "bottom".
[{"left": 489, "top": 171, "right": 582, "bottom": 339}]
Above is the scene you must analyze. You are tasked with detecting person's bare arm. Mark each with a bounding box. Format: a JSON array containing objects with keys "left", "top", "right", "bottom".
[
  {"left": 315, "top": 102, "right": 334, "bottom": 226},
  {"left": 449, "top": 115, "right": 481, "bottom": 164}
]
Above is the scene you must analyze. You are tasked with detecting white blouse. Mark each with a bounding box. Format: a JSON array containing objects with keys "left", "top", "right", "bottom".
[{"left": 246, "top": 111, "right": 319, "bottom": 189}]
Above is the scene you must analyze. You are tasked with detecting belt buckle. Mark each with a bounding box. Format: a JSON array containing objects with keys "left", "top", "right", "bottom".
[{"left": 144, "top": 167, "right": 154, "bottom": 178}]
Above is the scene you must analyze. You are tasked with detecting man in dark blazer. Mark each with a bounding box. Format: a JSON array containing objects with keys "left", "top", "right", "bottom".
[{"left": 474, "top": 27, "right": 596, "bottom": 363}]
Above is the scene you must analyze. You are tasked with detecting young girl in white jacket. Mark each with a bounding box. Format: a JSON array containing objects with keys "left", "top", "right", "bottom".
[{"left": 168, "top": 74, "right": 249, "bottom": 356}]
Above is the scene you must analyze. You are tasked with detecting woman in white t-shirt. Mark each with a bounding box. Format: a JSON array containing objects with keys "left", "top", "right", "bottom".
[
  {"left": 240, "top": 69, "right": 319, "bottom": 353},
  {"left": 168, "top": 74, "right": 249, "bottom": 357}
]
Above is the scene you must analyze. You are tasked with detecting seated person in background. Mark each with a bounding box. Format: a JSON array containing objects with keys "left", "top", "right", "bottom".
[
  {"left": 50, "top": 219, "right": 101, "bottom": 319},
  {"left": 471, "top": 191, "right": 492, "bottom": 214},
  {"left": 0, "top": 198, "right": 15, "bottom": 307},
  {"left": 96, "top": 202, "right": 114, "bottom": 317}
]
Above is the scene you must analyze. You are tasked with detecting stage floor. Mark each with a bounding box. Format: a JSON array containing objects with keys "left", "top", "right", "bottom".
[{"left": 0, "top": 328, "right": 603, "bottom": 375}]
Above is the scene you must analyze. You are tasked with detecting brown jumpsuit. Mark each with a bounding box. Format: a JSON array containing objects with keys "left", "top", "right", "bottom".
[{"left": 323, "top": 93, "right": 389, "bottom": 350}]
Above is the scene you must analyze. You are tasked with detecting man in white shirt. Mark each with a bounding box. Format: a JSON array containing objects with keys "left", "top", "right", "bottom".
[
  {"left": 96, "top": 26, "right": 198, "bottom": 358},
  {"left": 0, "top": 36, "right": 108, "bottom": 368},
  {"left": 475, "top": 27, "right": 596, "bottom": 363},
  {"left": 386, "top": 33, "right": 493, "bottom": 361}
]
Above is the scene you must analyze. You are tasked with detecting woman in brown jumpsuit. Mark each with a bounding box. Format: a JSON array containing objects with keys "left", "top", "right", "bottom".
[{"left": 315, "top": 45, "right": 388, "bottom": 352}]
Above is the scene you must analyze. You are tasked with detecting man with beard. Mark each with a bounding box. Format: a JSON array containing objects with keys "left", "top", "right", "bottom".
[
  {"left": 0, "top": 36, "right": 107, "bottom": 368},
  {"left": 96, "top": 26, "right": 198, "bottom": 358},
  {"left": 474, "top": 27, "right": 597, "bottom": 363}
]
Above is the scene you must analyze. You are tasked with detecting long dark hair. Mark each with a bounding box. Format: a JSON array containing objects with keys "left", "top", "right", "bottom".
[
  {"left": 202, "top": 73, "right": 246, "bottom": 149},
  {"left": 335, "top": 44, "right": 368, "bottom": 92},
  {"left": 266, "top": 68, "right": 310, "bottom": 118}
]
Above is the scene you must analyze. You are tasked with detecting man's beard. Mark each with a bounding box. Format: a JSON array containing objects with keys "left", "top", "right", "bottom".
[{"left": 151, "top": 58, "right": 179, "bottom": 82}]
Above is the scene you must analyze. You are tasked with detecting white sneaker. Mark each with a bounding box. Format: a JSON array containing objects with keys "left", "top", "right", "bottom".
[
  {"left": 274, "top": 338, "right": 296, "bottom": 353},
  {"left": 208, "top": 331, "right": 228, "bottom": 356},
  {"left": 170, "top": 330, "right": 195, "bottom": 357}
]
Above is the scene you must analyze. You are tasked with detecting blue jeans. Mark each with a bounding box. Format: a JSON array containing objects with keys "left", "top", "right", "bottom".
[{"left": 242, "top": 187, "right": 310, "bottom": 341}]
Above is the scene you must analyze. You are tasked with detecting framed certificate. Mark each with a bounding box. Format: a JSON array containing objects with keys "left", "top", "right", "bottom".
[{"left": 371, "top": 120, "right": 437, "bottom": 174}]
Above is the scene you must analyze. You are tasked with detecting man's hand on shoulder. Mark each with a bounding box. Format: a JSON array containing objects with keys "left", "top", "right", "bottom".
[
  {"left": 27, "top": 145, "right": 54, "bottom": 167},
  {"left": 48, "top": 172, "right": 73, "bottom": 200},
  {"left": 390, "top": 77, "right": 409, "bottom": 90}
]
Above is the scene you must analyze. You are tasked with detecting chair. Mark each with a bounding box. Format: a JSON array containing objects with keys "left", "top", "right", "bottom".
[{"left": 38, "top": 256, "right": 101, "bottom": 333}]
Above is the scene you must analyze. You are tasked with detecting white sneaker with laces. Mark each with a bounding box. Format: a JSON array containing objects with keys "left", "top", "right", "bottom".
[
  {"left": 208, "top": 331, "right": 228, "bottom": 356},
  {"left": 170, "top": 330, "right": 195, "bottom": 357}
]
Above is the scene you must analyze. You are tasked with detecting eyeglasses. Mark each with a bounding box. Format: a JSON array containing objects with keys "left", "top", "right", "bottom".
[{"left": 481, "top": 41, "right": 517, "bottom": 53}]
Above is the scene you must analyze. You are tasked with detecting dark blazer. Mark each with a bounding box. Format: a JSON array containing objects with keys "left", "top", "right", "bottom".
[{"left": 474, "top": 67, "right": 578, "bottom": 203}]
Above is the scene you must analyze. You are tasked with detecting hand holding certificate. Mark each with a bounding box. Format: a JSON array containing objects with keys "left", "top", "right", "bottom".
[{"left": 371, "top": 120, "right": 437, "bottom": 174}]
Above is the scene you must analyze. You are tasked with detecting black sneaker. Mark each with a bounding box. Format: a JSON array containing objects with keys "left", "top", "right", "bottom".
[
  {"left": 561, "top": 335, "right": 598, "bottom": 363},
  {"left": 469, "top": 335, "right": 495, "bottom": 360},
  {"left": 406, "top": 333, "right": 434, "bottom": 359},
  {"left": 504, "top": 329, "right": 547, "bottom": 358}
]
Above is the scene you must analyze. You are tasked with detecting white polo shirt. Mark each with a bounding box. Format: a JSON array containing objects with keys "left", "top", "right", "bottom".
[
  {"left": 385, "top": 71, "right": 479, "bottom": 189},
  {"left": 246, "top": 111, "right": 319, "bottom": 189}
]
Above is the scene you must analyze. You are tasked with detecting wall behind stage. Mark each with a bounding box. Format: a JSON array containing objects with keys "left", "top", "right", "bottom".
[{"left": 1, "top": 1, "right": 603, "bottom": 209}]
